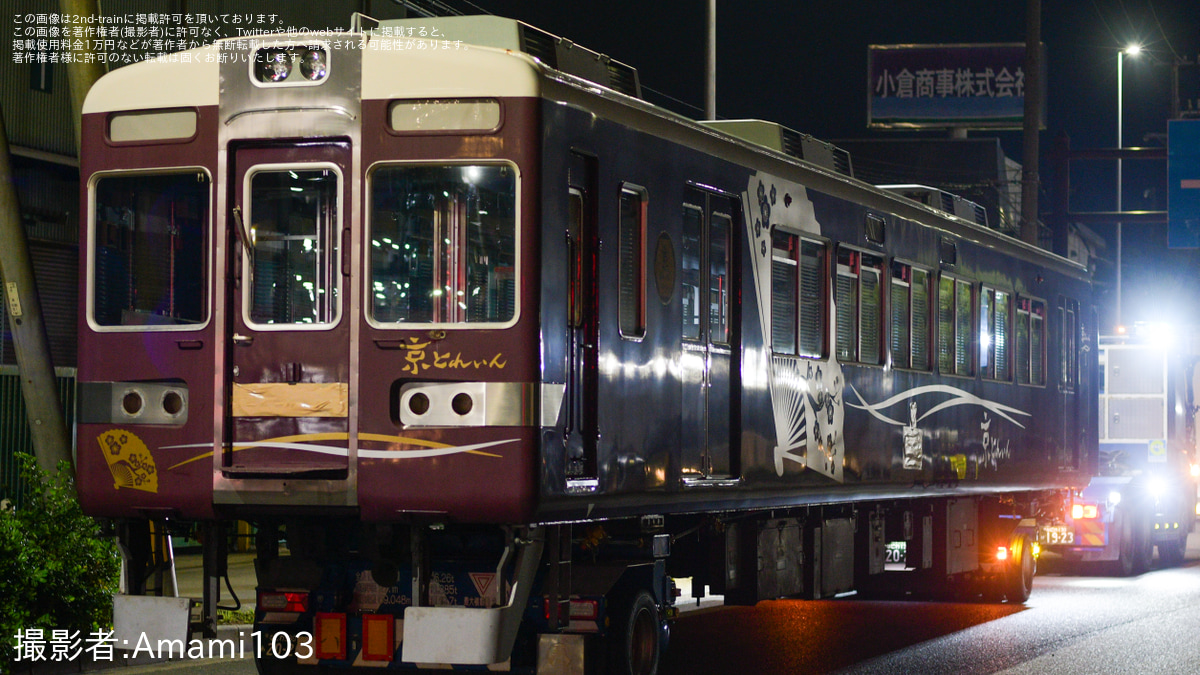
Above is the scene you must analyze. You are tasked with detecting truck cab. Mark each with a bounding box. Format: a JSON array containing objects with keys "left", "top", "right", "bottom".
[{"left": 1042, "top": 327, "right": 1199, "bottom": 573}]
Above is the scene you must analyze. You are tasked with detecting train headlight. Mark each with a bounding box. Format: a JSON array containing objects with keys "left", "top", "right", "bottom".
[
  {"left": 251, "top": 45, "right": 329, "bottom": 86},
  {"left": 299, "top": 48, "right": 328, "bottom": 80},
  {"left": 254, "top": 48, "right": 292, "bottom": 82}
]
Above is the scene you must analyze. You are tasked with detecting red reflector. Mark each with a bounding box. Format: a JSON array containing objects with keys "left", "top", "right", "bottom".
[
  {"left": 361, "top": 614, "right": 395, "bottom": 662},
  {"left": 258, "top": 591, "right": 309, "bottom": 613},
  {"left": 314, "top": 613, "right": 346, "bottom": 660}
]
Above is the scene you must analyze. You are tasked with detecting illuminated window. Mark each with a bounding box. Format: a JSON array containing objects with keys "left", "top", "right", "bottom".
[
  {"left": 938, "top": 274, "right": 974, "bottom": 376},
  {"left": 980, "top": 287, "right": 1011, "bottom": 381},
  {"left": 368, "top": 163, "right": 517, "bottom": 325},
  {"left": 247, "top": 167, "right": 340, "bottom": 326}
]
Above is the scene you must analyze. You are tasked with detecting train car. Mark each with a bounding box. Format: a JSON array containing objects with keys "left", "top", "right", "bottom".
[{"left": 75, "top": 15, "right": 1097, "bottom": 675}]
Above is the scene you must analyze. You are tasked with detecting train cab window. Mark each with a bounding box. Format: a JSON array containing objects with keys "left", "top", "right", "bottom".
[
  {"left": 91, "top": 171, "right": 209, "bottom": 328},
  {"left": 772, "top": 233, "right": 826, "bottom": 358},
  {"left": 368, "top": 163, "right": 517, "bottom": 326},
  {"left": 1058, "top": 298, "right": 1078, "bottom": 390},
  {"left": 247, "top": 166, "right": 341, "bottom": 326},
  {"left": 890, "top": 262, "right": 931, "bottom": 370},
  {"left": 980, "top": 287, "right": 1012, "bottom": 381},
  {"left": 618, "top": 185, "right": 647, "bottom": 339},
  {"left": 1016, "top": 297, "right": 1047, "bottom": 386},
  {"left": 937, "top": 274, "right": 974, "bottom": 376},
  {"left": 836, "top": 248, "right": 883, "bottom": 364}
]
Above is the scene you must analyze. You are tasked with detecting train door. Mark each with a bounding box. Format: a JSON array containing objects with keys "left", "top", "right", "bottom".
[
  {"left": 681, "top": 187, "right": 738, "bottom": 480},
  {"left": 1059, "top": 297, "right": 1080, "bottom": 469},
  {"left": 223, "top": 143, "right": 352, "bottom": 476},
  {"left": 564, "top": 152, "right": 599, "bottom": 481}
]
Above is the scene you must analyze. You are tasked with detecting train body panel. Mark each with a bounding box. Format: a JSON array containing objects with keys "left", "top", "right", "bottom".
[{"left": 74, "top": 18, "right": 1099, "bottom": 673}]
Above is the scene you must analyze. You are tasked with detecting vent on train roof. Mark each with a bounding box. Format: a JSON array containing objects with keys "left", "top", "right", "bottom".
[
  {"left": 371, "top": 15, "right": 641, "bottom": 99},
  {"left": 700, "top": 120, "right": 854, "bottom": 178},
  {"left": 877, "top": 184, "right": 988, "bottom": 229}
]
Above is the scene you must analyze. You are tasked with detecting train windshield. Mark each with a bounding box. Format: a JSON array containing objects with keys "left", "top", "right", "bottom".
[
  {"left": 368, "top": 163, "right": 517, "bottom": 325},
  {"left": 91, "top": 171, "right": 209, "bottom": 328}
]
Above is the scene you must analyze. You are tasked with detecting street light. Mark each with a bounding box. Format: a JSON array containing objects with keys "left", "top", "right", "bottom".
[{"left": 1116, "top": 43, "right": 1141, "bottom": 329}]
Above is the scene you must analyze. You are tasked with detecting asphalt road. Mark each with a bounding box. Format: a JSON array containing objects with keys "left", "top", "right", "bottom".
[{"left": 103, "top": 533, "right": 1200, "bottom": 675}]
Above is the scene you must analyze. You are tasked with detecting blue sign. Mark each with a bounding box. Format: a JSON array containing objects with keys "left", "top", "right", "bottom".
[
  {"left": 1168, "top": 119, "right": 1200, "bottom": 248},
  {"left": 868, "top": 43, "right": 1044, "bottom": 129}
]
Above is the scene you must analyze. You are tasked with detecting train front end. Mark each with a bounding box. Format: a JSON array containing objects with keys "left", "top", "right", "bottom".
[{"left": 76, "top": 35, "right": 543, "bottom": 542}]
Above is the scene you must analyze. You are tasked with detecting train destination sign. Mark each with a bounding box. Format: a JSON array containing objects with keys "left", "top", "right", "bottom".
[{"left": 868, "top": 43, "right": 1045, "bottom": 129}]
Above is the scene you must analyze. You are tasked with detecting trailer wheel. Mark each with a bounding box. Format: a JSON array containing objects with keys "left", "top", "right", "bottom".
[
  {"left": 608, "top": 590, "right": 661, "bottom": 675},
  {"left": 1004, "top": 534, "right": 1035, "bottom": 603}
]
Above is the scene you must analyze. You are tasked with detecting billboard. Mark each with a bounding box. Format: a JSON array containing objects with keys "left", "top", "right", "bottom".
[
  {"left": 868, "top": 43, "right": 1045, "bottom": 129},
  {"left": 1168, "top": 119, "right": 1200, "bottom": 248}
]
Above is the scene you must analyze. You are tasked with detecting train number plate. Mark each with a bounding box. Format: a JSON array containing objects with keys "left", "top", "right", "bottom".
[{"left": 1040, "top": 525, "right": 1075, "bottom": 545}]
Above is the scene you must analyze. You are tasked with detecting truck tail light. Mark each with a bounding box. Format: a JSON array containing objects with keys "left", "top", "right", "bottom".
[
  {"left": 1071, "top": 503, "right": 1099, "bottom": 520},
  {"left": 314, "top": 613, "right": 346, "bottom": 660},
  {"left": 258, "top": 591, "right": 309, "bottom": 613}
]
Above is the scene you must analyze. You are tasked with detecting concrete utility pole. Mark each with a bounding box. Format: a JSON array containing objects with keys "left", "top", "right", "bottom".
[
  {"left": 60, "top": 0, "right": 106, "bottom": 151},
  {"left": 0, "top": 111, "right": 73, "bottom": 477},
  {"left": 705, "top": 0, "right": 716, "bottom": 119},
  {"left": 1020, "top": 0, "right": 1042, "bottom": 246}
]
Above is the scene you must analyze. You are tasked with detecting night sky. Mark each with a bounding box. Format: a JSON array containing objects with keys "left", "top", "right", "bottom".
[{"left": 451, "top": 0, "right": 1200, "bottom": 331}]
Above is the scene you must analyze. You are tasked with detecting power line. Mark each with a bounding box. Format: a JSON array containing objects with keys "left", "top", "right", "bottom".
[{"left": 1147, "top": 0, "right": 1181, "bottom": 62}]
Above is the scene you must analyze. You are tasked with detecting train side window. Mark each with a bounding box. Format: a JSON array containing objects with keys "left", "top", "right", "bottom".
[
  {"left": 938, "top": 274, "right": 974, "bottom": 376},
  {"left": 1016, "top": 297, "right": 1047, "bottom": 386},
  {"left": 680, "top": 204, "right": 703, "bottom": 340},
  {"left": 890, "top": 262, "right": 931, "bottom": 370},
  {"left": 859, "top": 253, "right": 883, "bottom": 364},
  {"left": 772, "top": 234, "right": 826, "bottom": 358},
  {"left": 368, "top": 163, "right": 517, "bottom": 326},
  {"left": 91, "top": 171, "right": 210, "bottom": 328},
  {"left": 981, "top": 287, "right": 1012, "bottom": 381},
  {"left": 771, "top": 231, "right": 799, "bottom": 355},
  {"left": 798, "top": 239, "right": 827, "bottom": 358},
  {"left": 836, "top": 248, "right": 882, "bottom": 364},
  {"left": 836, "top": 249, "right": 859, "bottom": 362},
  {"left": 618, "top": 185, "right": 647, "bottom": 339}
]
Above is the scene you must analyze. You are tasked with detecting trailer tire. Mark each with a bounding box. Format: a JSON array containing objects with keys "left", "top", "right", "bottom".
[
  {"left": 1111, "top": 514, "right": 1137, "bottom": 576},
  {"left": 608, "top": 590, "right": 661, "bottom": 675},
  {"left": 1004, "top": 534, "right": 1035, "bottom": 603}
]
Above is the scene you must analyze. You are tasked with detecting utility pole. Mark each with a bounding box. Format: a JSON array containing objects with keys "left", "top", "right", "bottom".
[
  {"left": 1020, "top": 0, "right": 1042, "bottom": 246},
  {"left": 0, "top": 111, "right": 73, "bottom": 477},
  {"left": 705, "top": 0, "right": 716, "bottom": 119}
]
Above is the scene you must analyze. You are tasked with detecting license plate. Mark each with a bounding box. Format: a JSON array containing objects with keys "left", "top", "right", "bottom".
[{"left": 1040, "top": 526, "right": 1075, "bottom": 545}]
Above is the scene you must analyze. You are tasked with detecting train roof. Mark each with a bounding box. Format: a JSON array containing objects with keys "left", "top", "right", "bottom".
[{"left": 80, "top": 14, "right": 1086, "bottom": 281}]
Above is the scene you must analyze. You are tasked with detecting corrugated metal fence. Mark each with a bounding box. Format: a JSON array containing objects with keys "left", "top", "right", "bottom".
[{"left": 0, "top": 365, "right": 76, "bottom": 507}]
